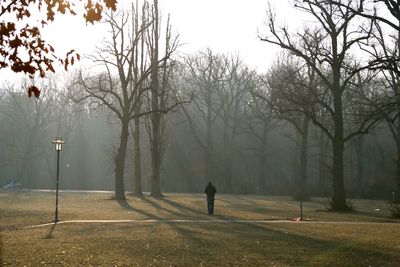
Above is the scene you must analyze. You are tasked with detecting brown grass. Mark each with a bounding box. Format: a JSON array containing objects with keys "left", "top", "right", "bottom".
[{"left": 1, "top": 191, "right": 400, "bottom": 266}]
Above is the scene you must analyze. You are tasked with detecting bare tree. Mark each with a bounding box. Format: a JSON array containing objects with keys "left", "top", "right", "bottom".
[
  {"left": 75, "top": 7, "right": 153, "bottom": 200},
  {"left": 181, "top": 49, "right": 231, "bottom": 187},
  {"left": 241, "top": 90, "right": 279, "bottom": 194},
  {"left": 216, "top": 57, "right": 257, "bottom": 192},
  {"left": 331, "top": 0, "right": 400, "bottom": 33},
  {"left": 261, "top": 0, "right": 380, "bottom": 210},
  {"left": 256, "top": 55, "right": 317, "bottom": 200},
  {"left": 338, "top": 0, "right": 400, "bottom": 200},
  {"left": 144, "top": 0, "right": 180, "bottom": 197},
  {"left": 130, "top": 1, "right": 151, "bottom": 197},
  {"left": 361, "top": 21, "right": 400, "bottom": 201}
]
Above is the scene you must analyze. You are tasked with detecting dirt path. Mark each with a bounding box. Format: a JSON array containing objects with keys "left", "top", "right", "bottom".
[{"left": 24, "top": 219, "right": 400, "bottom": 229}]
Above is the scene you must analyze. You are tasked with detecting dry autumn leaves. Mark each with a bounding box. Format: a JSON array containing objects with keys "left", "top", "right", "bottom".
[{"left": 0, "top": 0, "right": 117, "bottom": 97}]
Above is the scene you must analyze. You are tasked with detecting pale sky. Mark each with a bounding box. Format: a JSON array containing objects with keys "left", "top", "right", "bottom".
[{"left": 1, "top": 0, "right": 306, "bottom": 83}]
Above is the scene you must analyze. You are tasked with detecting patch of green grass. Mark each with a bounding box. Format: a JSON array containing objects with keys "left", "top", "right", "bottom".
[{"left": 1, "top": 192, "right": 399, "bottom": 266}]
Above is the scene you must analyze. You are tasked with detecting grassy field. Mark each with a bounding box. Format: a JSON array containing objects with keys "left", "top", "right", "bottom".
[{"left": 1, "top": 191, "right": 400, "bottom": 266}]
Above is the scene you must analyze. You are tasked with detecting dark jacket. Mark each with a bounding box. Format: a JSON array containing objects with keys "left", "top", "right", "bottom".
[{"left": 205, "top": 183, "right": 217, "bottom": 198}]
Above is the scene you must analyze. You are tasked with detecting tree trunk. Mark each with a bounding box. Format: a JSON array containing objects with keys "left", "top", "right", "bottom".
[
  {"left": 222, "top": 113, "right": 232, "bottom": 193},
  {"left": 150, "top": 136, "right": 162, "bottom": 197},
  {"left": 395, "top": 113, "right": 400, "bottom": 202},
  {"left": 133, "top": 115, "right": 143, "bottom": 196},
  {"left": 20, "top": 135, "right": 34, "bottom": 188},
  {"left": 331, "top": 91, "right": 347, "bottom": 210},
  {"left": 353, "top": 135, "right": 364, "bottom": 197},
  {"left": 204, "top": 143, "right": 213, "bottom": 185},
  {"left": 318, "top": 131, "right": 329, "bottom": 195},
  {"left": 115, "top": 120, "right": 128, "bottom": 200},
  {"left": 291, "top": 130, "right": 301, "bottom": 196},
  {"left": 149, "top": 0, "right": 162, "bottom": 198},
  {"left": 332, "top": 138, "right": 347, "bottom": 210},
  {"left": 21, "top": 119, "right": 39, "bottom": 188},
  {"left": 298, "top": 116, "right": 310, "bottom": 200},
  {"left": 150, "top": 111, "right": 162, "bottom": 197},
  {"left": 372, "top": 132, "right": 386, "bottom": 187},
  {"left": 258, "top": 122, "right": 269, "bottom": 194},
  {"left": 394, "top": 20, "right": 400, "bottom": 203},
  {"left": 204, "top": 95, "right": 213, "bottom": 185},
  {"left": 223, "top": 158, "right": 233, "bottom": 193},
  {"left": 396, "top": 144, "right": 400, "bottom": 203},
  {"left": 258, "top": 154, "right": 267, "bottom": 194}
]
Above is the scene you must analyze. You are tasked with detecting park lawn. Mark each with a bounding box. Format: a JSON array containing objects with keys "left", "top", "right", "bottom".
[{"left": 1, "top": 192, "right": 400, "bottom": 266}]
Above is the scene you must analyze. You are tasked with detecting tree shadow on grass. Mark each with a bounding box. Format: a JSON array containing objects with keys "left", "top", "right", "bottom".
[
  {"left": 157, "top": 198, "right": 396, "bottom": 266},
  {"left": 116, "top": 198, "right": 166, "bottom": 221},
  {"left": 159, "top": 196, "right": 243, "bottom": 221},
  {"left": 143, "top": 196, "right": 204, "bottom": 218},
  {"left": 43, "top": 195, "right": 400, "bottom": 266},
  {"left": 116, "top": 196, "right": 252, "bottom": 247},
  {"left": 115, "top": 197, "right": 208, "bottom": 246},
  {"left": 117, "top": 194, "right": 241, "bottom": 221},
  {"left": 116, "top": 199, "right": 136, "bottom": 211},
  {"left": 117, "top": 194, "right": 400, "bottom": 265},
  {"left": 160, "top": 195, "right": 290, "bottom": 221},
  {"left": 169, "top": 221, "right": 400, "bottom": 266}
]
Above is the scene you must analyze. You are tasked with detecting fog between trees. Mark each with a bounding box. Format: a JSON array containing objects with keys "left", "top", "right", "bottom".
[{"left": 1, "top": 0, "right": 400, "bottom": 211}]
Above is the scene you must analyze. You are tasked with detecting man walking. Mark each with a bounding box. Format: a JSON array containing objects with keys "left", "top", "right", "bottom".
[{"left": 204, "top": 181, "right": 217, "bottom": 215}]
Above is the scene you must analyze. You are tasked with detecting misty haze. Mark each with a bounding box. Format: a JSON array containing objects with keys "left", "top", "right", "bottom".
[{"left": 1, "top": 0, "right": 400, "bottom": 266}]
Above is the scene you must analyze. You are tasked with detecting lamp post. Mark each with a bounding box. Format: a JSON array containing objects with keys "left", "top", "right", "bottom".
[{"left": 51, "top": 137, "right": 64, "bottom": 222}]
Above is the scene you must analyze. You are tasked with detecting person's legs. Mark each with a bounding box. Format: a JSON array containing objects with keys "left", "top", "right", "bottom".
[
  {"left": 207, "top": 197, "right": 212, "bottom": 214},
  {"left": 210, "top": 198, "right": 214, "bottom": 214}
]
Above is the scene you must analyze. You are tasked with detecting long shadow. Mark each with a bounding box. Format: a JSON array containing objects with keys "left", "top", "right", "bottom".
[
  {"left": 116, "top": 197, "right": 200, "bottom": 224},
  {"left": 159, "top": 196, "right": 240, "bottom": 221},
  {"left": 116, "top": 197, "right": 210, "bottom": 245},
  {"left": 61, "top": 195, "right": 400, "bottom": 265},
  {"left": 120, "top": 196, "right": 254, "bottom": 245},
  {"left": 157, "top": 196, "right": 307, "bottom": 239},
  {"left": 122, "top": 194, "right": 252, "bottom": 221},
  {"left": 233, "top": 195, "right": 298, "bottom": 207},
  {"left": 140, "top": 197, "right": 188, "bottom": 218},
  {"left": 182, "top": 193, "right": 204, "bottom": 199},
  {"left": 146, "top": 196, "right": 214, "bottom": 219},
  {"left": 117, "top": 196, "right": 188, "bottom": 219},
  {"left": 120, "top": 194, "right": 263, "bottom": 221},
  {"left": 44, "top": 222, "right": 57, "bottom": 239},
  {"left": 126, "top": 194, "right": 400, "bottom": 258},
  {"left": 118, "top": 195, "right": 293, "bottom": 224},
  {"left": 116, "top": 198, "right": 162, "bottom": 220},
  {"left": 215, "top": 195, "right": 274, "bottom": 210},
  {"left": 116, "top": 199, "right": 136, "bottom": 211},
  {"left": 174, "top": 218, "right": 400, "bottom": 266}
]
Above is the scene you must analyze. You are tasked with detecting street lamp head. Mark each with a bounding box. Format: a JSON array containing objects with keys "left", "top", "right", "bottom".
[{"left": 52, "top": 136, "right": 64, "bottom": 151}]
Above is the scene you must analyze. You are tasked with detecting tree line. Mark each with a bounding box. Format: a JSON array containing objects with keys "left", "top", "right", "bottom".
[{"left": 1, "top": 0, "right": 400, "bottom": 211}]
